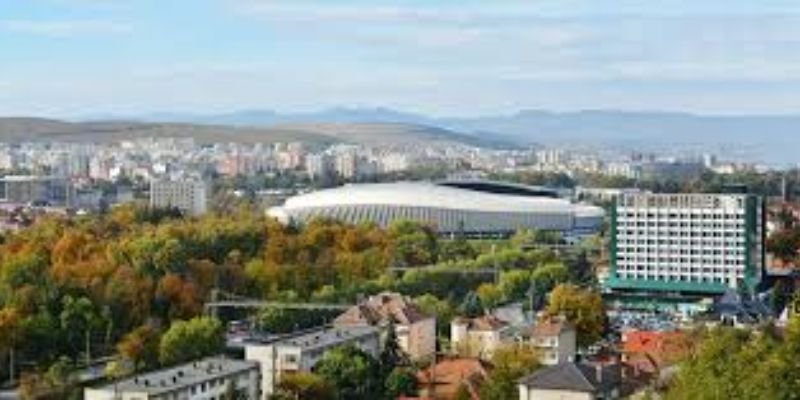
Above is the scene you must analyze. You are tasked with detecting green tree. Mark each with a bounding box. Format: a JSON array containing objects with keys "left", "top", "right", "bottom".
[
  {"left": 414, "top": 294, "right": 455, "bottom": 336},
  {"left": 498, "top": 270, "right": 531, "bottom": 301},
  {"left": 476, "top": 283, "right": 503, "bottom": 311},
  {"left": 159, "top": 317, "right": 223, "bottom": 366},
  {"left": 314, "top": 345, "right": 380, "bottom": 400},
  {"left": 384, "top": 367, "right": 418, "bottom": 399},
  {"left": 59, "top": 296, "right": 99, "bottom": 366},
  {"left": 479, "top": 344, "right": 540, "bottom": 400},
  {"left": 388, "top": 220, "right": 438, "bottom": 266},
  {"left": 458, "top": 291, "right": 484, "bottom": 318}
]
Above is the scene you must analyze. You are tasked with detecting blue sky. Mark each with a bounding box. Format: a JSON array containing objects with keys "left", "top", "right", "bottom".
[{"left": 2, "top": 0, "right": 800, "bottom": 117}]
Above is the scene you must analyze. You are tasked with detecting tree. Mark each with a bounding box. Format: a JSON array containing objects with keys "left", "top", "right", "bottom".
[
  {"left": 59, "top": 296, "right": 99, "bottom": 366},
  {"left": 415, "top": 294, "right": 455, "bottom": 336},
  {"left": 314, "top": 345, "right": 380, "bottom": 400},
  {"left": 159, "top": 317, "right": 223, "bottom": 366},
  {"left": 379, "top": 322, "right": 408, "bottom": 380},
  {"left": 480, "top": 344, "right": 540, "bottom": 400},
  {"left": 388, "top": 220, "right": 438, "bottom": 266},
  {"left": 545, "top": 284, "right": 606, "bottom": 347},
  {"left": 384, "top": 367, "right": 418, "bottom": 399},
  {"left": 0, "top": 307, "right": 21, "bottom": 382},
  {"left": 498, "top": 270, "right": 531, "bottom": 301},
  {"left": 530, "top": 262, "right": 569, "bottom": 294},
  {"left": 117, "top": 324, "right": 161, "bottom": 372},
  {"left": 271, "top": 372, "right": 334, "bottom": 400},
  {"left": 476, "top": 283, "right": 503, "bottom": 311},
  {"left": 458, "top": 291, "right": 484, "bottom": 318},
  {"left": 438, "top": 237, "right": 477, "bottom": 263}
]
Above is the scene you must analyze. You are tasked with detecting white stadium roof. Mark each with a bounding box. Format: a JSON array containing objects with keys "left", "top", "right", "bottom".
[{"left": 271, "top": 181, "right": 604, "bottom": 219}]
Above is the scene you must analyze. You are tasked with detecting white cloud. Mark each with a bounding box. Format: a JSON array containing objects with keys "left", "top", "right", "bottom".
[{"left": 2, "top": 19, "right": 132, "bottom": 38}]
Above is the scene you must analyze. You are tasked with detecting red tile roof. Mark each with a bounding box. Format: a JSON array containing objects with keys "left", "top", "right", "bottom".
[
  {"left": 416, "top": 357, "right": 490, "bottom": 399},
  {"left": 453, "top": 315, "right": 508, "bottom": 332},
  {"left": 622, "top": 331, "right": 687, "bottom": 372},
  {"left": 335, "top": 292, "right": 432, "bottom": 326},
  {"left": 531, "top": 317, "right": 574, "bottom": 338}
]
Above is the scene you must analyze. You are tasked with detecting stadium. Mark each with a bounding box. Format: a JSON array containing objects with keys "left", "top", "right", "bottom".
[{"left": 268, "top": 181, "right": 605, "bottom": 239}]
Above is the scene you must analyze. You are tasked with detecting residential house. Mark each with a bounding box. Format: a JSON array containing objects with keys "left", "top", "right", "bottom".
[
  {"left": 621, "top": 330, "right": 688, "bottom": 375},
  {"left": 451, "top": 315, "right": 511, "bottom": 359},
  {"left": 416, "top": 357, "right": 491, "bottom": 400},
  {"left": 334, "top": 291, "right": 436, "bottom": 360},
  {"left": 529, "top": 317, "right": 577, "bottom": 366},
  {"left": 518, "top": 362, "right": 622, "bottom": 400}
]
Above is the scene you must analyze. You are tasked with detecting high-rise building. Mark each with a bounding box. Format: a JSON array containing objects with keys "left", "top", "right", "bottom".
[
  {"left": 606, "top": 193, "right": 765, "bottom": 295},
  {"left": 305, "top": 153, "right": 334, "bottom": 182},
  {"left": 149, "top": 178, "right": 209, "bottom": 216},
  {"left": 0, "top": 175, "right": 74, "bottom": 206}
]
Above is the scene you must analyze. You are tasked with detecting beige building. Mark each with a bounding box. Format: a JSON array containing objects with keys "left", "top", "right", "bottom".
[
  {"left": 451, "top": 315, "right": 511, "bottom": 359},
  {"left": 84, "top": 357, "right": 260, "bottom": 400},
  {"left": 334, "top": 291, "right": 436, "bottom": 360},
  {"left": 530, "top": 317, "right": 577, "bottom": 366},
  {"left": 245, "top": 326, "right": 380, "bottom": 398},
  {"left": 149, "top": 178, "right": 209, "bottom": 216}
]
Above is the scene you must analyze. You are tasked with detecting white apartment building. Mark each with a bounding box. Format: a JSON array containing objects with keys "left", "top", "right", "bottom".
[
  {"left": 245, "top": 326, "right": 380, "bottom": 398},
  {"left": 149, "top": 178, "right": 209, "bottom": 216},
  {"left": 305, "top": 153, "right": 334, "bottom": 182},
  {"left": 84, "top": 357, "right": 260, "bottom": 400},
  {"left": 607, "top": 193, "right": 765, "bottom": 294}
]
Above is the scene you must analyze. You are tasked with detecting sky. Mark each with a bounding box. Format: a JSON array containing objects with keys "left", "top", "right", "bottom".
[{"left": 2, "top": 0, "right": 800, "bottom": 117}]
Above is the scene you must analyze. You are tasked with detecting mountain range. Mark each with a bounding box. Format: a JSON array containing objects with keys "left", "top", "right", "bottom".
[
  {"left": 3, "top": 108, "right": 800, "bottom": 164},
  {"left": 125, "top": 108, "right": 800, "bottom": 164}
]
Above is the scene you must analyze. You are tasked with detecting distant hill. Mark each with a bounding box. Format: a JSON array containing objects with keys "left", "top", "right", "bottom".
[
  {"left": 0, "top": 118, "right": 495, "bottom": 148},
  {"left": 129, "top": 108, "right": 800, "bottom": 164}
]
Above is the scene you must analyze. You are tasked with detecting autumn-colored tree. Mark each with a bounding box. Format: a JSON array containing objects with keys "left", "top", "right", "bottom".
[
  {"left": 0, "top": 307, "right": 21, "bottom": 382},
  {"left": 273, "top": 372, "right": 335, "bottom": 400},
  {"left": 545, "top": 284, "right": 606, "bottom": 347},
  {"left": 156, "top": 273, "right": 203, "bottom": 320},
  {"left": 117, "top": 324, "right": 161, "bottom": 372}
]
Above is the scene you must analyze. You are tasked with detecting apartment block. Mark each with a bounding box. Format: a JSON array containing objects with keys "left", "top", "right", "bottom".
[{"left": 606, "top": 193, "right": 765, "bottom": 294}]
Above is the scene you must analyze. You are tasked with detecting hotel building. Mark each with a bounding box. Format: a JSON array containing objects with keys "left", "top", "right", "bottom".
[{"left": 606, "top": 193, "right": 765, "bottom": 295}]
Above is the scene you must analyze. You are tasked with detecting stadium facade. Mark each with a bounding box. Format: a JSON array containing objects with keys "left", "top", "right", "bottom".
[{"left": 267, "top": 181, "right": 605, "bottom": 238}]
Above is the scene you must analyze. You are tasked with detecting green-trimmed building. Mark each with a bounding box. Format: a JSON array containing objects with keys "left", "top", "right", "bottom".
[{"left": 606, "top": 193, "right": 765, "bottom": 295}]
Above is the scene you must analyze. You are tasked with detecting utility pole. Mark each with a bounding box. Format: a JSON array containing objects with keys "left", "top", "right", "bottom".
[{"left": 492, "top": 244, "right": 499, "bottom": 284}]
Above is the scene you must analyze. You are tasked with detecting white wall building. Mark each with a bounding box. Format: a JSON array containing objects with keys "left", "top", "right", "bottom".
[
  {"left": 245, "top": 326, "right": 380, "bottom": 398},
  {"left": 149, "top": 178, "right": 209, "bottom": 216},
  {"left": 84, "top": 357, "right": 260, "bottom": 400},
  {"left": 607, "top": 193, "right": 765, "bottom": 295}
]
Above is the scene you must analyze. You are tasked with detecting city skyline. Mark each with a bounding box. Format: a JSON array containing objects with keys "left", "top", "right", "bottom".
[{"left": 4, "top": 0, "right": 800, "bottom": 117}]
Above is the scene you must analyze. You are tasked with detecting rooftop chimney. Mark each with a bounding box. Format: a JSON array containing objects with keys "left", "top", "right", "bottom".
[{"left": 595, "top": 364, "right": 604, "bottom": 384}]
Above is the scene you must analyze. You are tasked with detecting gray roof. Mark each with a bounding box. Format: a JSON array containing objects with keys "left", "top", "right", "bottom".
[
  {"left": 518, "top": 362, "right": 621, "bottom": 394},
  {"left": 91, "top": 357, "right": 257, "bottom": 396},
  {"left": 251, "top": 326, "right": 380, "bottom": 352}
]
